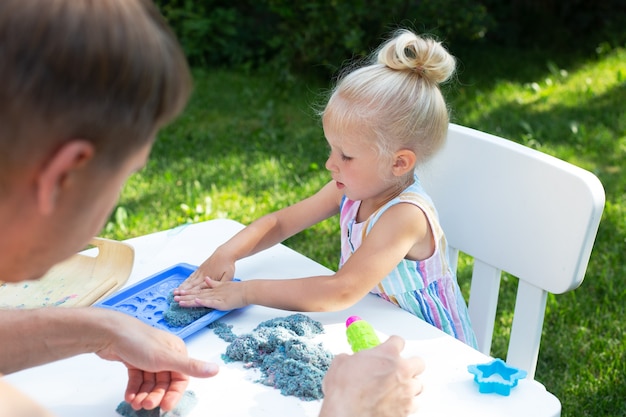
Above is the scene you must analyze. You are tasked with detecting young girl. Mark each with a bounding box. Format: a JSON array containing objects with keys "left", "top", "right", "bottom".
[{"left": 175, "top": 29, "right": 477, "bottom": 347}]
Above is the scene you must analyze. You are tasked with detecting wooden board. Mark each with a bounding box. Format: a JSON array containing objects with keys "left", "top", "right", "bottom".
[{"left": 0, "top": 237, "right": 134, "bottom": 308}]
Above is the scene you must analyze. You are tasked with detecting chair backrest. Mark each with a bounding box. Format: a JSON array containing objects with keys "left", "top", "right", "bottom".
[{"left": 415, "top": 123, "right": 605, "bottom": 378}]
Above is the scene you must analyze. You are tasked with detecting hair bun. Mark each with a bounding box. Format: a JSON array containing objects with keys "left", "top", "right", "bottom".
[{"left": 376, "top": 29, "right": 455, "bottom": 84}]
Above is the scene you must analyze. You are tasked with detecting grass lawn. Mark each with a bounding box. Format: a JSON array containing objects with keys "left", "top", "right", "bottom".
[{"left": 101, "top": 42, "right": 626, "bottom": 417}]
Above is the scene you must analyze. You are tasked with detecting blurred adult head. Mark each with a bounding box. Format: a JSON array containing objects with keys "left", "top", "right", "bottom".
[{"left": 0, "top": 0, "right": 192, "bottom": 282}]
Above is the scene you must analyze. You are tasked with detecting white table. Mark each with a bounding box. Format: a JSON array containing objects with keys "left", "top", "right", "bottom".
[{"left": 5, "top": 219, "right": 561, "bottom": 416}]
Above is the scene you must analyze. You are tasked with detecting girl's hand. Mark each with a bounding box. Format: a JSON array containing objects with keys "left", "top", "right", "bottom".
[
  {"left": 173, "top": 278, "right": 248, "bottom": 311},
  {"left": 176, "top": 250, "right": 236, "bottom": 293}
]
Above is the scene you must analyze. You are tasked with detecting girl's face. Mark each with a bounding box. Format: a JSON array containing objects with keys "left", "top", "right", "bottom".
[{"left": 323, "top": 119, "right": 395, "bottom": 203}]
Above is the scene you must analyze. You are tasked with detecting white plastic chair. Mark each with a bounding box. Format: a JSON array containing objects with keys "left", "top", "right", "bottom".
[{"left": 415, "top": 123, "right": 605, "bottom": 379}]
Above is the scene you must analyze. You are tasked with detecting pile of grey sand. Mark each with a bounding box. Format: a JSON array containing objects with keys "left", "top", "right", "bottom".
[
  {"left": 209, "top": 313, "right": 333, "bottom": 401},
  {"left": 116, "top": 390, "right": 198, "bottom": 417},
  {"left": 162, "top": 292, "right": 213, "bottom": 327}
]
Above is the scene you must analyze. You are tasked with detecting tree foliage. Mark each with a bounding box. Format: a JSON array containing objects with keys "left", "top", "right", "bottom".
[{"left": 154, "top": 0, "right": 626, "bottom": 77}]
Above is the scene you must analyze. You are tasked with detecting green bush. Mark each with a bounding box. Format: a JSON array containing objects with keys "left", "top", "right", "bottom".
[
  {"left": 154, "top": 0, "right": 492, "bottom": 76},
  {"left": 154, "top": 0, "right": 625, "bottom": 77},
  {"left": 480, "top": 0, "right": 626, "bottom": 48},
  {"left": 264, "top": 0, "right": 492, "bottom": 76},
  {"left": 155, "top": 0, "right": 256, "bottom": 67}
]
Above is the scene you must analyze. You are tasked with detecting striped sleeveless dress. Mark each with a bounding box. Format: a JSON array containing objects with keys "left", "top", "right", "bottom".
[{"left": 339, "top": 174, "right": 477, "bottom": 348}]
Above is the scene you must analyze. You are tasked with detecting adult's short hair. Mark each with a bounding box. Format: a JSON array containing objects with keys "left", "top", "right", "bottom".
[{"left": 0, "top": 0, "right": 192, "bottom": 181}]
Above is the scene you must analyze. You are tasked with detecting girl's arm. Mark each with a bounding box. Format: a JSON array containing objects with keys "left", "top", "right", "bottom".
[
  {"left": 218, "top": 180, "right": 342, "bottom": 260},
  {"left": 176, "top": 202, "right": 434, "bottom": 312},
  {"left": 178, "top": 181, "right": 342, "bottom": 290}
]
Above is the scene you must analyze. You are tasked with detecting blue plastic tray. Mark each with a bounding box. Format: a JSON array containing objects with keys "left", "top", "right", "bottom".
[{"left": 96, "top": 263, "right": 237, "bottom": 339}]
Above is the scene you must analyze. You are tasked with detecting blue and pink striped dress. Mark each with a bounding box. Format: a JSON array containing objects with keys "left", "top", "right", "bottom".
[{"left": 339, "top": 175, "right": 477, "bottom": 348}]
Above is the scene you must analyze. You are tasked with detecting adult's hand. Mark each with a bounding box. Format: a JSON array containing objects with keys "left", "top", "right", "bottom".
[
  {"left": 95, "top": 311, "right": 219, "bottom": 411},
  {"left": 320, "top": 335, "right": 424, "bottom": 417}
]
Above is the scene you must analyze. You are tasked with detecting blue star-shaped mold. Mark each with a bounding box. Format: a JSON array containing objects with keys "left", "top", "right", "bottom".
[{"left": 467, "top": 358, "right": 527, "bottom": 396}]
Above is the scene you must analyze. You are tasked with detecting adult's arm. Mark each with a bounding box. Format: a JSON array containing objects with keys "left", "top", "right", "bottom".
[
  {"left": 0, "top": 307, "right": 114, "bottom": 374},
  {"left": 0, "top": 307, "right": 218, "bottom": 410}
]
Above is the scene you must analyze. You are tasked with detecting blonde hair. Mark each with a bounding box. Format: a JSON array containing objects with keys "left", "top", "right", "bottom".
[{"left": 322, "top": 29, "right": 455, "bottom": 168}]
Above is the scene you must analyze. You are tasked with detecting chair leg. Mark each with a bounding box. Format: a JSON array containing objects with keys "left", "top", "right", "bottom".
[
  {"left": 507, "top": 280, "right": 547, "bottom": 379},
  {"left": 468, "top": 260, "right": 501, "bottom": 355}
]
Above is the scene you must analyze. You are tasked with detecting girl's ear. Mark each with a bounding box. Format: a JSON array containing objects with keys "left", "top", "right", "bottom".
[
  {"left": 36, "top": 140, "right": 95, "bottom": 215},
  {"left": 392, "top": 149, "right": 417, "bottom": 176}
]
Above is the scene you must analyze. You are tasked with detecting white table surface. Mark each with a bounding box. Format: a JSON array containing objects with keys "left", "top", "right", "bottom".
[{"left": 5, "top": 219, "right": 561, "bottom": 417}]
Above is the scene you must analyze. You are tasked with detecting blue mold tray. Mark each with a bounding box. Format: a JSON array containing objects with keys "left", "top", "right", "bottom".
[{"left": 96, "top": 263, "right": 237, "bottom": 339}]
